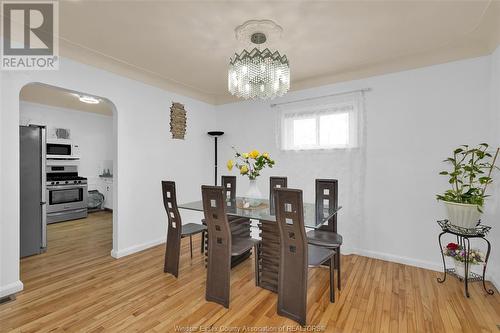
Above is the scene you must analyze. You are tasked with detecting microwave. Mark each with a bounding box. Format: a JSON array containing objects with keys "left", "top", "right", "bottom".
[{"left": 46, "top": 141, "right": 81, "bottom": 160}]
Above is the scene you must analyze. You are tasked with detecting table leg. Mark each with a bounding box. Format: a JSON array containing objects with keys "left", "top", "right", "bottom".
[
  {"left": 254, "top": 242, "right": 261, "bottom": 287},
  {"left": 482, "top": 237, "right": 495, "bottom": 295},
  {"left": 437, "top": 231, "right": 447, "bottom": 283},
  {"left": 258, "top": 220, "right": 279, "bottom": 293},
  {"left": 230, "top": 218, "right": 252, "bottom": 268},
  {"left": 464, "top": 237, "right": 470, "bottom": 298}
]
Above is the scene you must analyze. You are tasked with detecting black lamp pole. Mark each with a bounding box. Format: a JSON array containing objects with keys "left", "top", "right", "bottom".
[{"left": 207, "top": 131, "right": 224, "bottom": 186}]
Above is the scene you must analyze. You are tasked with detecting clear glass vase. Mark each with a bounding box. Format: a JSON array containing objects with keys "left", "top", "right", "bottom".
[{"left": 245, "top": 179, "right": 262, "bottom": 207}]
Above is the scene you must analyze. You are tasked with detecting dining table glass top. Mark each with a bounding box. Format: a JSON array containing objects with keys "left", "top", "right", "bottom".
[{"left": 179, "top": 197, "right": 342, "bottom": 229}]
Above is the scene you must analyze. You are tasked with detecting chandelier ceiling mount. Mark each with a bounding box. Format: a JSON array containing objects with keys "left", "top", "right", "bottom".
[{"left": 250, "top": 32, "right": 266, "bottom": 45}]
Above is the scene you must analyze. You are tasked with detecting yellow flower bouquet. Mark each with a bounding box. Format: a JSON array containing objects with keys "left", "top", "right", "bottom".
[{"left": 227, "top": 147, "right": 275, "bottom": 180}]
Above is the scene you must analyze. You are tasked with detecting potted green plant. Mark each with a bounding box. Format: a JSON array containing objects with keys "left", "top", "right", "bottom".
[{"left": 437, "top": 143, "right": 499, "bottom": 229}]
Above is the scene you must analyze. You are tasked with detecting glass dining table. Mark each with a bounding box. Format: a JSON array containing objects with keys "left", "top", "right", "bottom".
[
  {"left": 179, "top": 197, "right": 342, "bottom": 293},
  {"left": 179, "top": 197, "right": 342, "bottom": 229}
]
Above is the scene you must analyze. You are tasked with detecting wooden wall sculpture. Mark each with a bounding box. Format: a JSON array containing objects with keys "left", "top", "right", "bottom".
[{"left": 170, "top": 102, "right": 187, "bottom": 139}]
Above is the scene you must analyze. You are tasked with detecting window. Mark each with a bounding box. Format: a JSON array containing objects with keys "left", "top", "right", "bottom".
[{"left": 279, "top": 97, "right": 360, "bottom": 150}]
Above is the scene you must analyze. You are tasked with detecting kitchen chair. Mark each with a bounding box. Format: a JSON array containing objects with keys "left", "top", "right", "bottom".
[
  {"left": 162, "top": 181, "right": 207, "bottom": 278},
  {"left": 274, "top": 187, "right": 336, "bottom": 326},
  {"left": 306, "top": 179, "right": 343, "bottom": 290},
  {"left": 269, "top": 176, "right": 287, "bottom": 215},
  {"left": 201, "top": 185, "right": 260, "bottom": 308}
]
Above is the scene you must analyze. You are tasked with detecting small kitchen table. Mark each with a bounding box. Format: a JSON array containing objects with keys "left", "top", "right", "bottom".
[{"left": 179, "top": 197, "right": 341, "bottom": 292}]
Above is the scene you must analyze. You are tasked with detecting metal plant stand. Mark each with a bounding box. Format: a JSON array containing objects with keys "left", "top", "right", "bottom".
[{"left": 437, "top": 220, "right": 494, "bottom": 297}]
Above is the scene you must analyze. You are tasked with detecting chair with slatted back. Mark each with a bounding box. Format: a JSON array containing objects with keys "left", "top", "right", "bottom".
[
  {"left": 306, "top": 179, "right": 343, "bottom": 290},
  {"left": 221, "top": 175, "right": 248, "bottom": 222},
  {"left": 274, "top": 187, "right": 336, "bottom": 326},
  {"left": 201, "top": 185, "right": 260, "bottom": 308},
  {"left": 162, "top": 181, "right": 207, "bottom": 278},
  {"left": 269, "top": 177, "right": 287, "bottom": 215}
]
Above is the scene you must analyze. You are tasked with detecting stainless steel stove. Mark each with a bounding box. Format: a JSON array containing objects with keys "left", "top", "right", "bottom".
[{"left": 46, "top": 165, "right": 88, "bottom": 224}]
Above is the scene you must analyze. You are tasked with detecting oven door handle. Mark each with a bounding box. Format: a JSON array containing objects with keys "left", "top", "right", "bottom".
[
  {"left": 47, "top": 184, "right": 88, "bottom": 190},
  {"left": 47, "top": 208, "right": 87, "bottom": 217}
]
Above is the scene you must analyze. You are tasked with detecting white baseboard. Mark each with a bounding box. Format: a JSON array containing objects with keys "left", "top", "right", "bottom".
[
  {"left": 0, "top": 280, "right": 23, "bottom": 298},
  {"left": 110, "top": 238, "right": 165, "bottom": 259},
  {"left": 353, "top": 248, "right": 443, "bottom": 272}
]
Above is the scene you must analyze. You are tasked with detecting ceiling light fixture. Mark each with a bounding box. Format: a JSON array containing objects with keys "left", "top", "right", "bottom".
[
  {"left": 74, "top": 94, "right": 100, "bottom": 104},
  {"left": 228, "top": 20, "right": 290, "bottom": 100}
]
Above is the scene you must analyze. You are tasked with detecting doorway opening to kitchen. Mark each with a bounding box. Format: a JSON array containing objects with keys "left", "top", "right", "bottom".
[{"left": 18, "top": 83, "right": 117, "bottom": 276}]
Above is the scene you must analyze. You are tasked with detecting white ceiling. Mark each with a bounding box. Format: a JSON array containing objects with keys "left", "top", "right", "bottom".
[
  {"left": 52, "top": 1, "right": 499, "bottom": 104},
  {"left": 20, "top": 83, "right": 115, "bottom": 116}
]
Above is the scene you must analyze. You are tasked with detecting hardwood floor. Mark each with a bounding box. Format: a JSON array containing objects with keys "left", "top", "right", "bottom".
[{"left": 1, "top": 211, "right": 499, "bottom": 332}]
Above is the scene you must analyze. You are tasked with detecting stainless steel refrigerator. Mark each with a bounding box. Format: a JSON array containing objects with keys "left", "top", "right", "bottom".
[{"left": 20, "top": 125, "right": 47, "bottom": 257}]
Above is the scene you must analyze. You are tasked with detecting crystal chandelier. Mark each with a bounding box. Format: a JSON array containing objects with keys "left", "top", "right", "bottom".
[{"left": 228, "top": 20, "right": 290, "bottom": 100}]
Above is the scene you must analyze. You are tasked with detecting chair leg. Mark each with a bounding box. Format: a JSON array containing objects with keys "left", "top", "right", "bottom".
[
  {"left": 163, "top": 242, "right": 169, "bottom": 273},
  {"left": 200, "top": 231, "right": 205, "bottom": 254},
  {"left": 189, "top": 235, "right": 193, "bottom": 259},
  {"left": 336, "top": 247, "right": 341, "bottom": 290},
  {"left": 164, "top": 235, "right": 180, "bottom": 278},
  {"left": 330, "top": 256, "right": 335, "bottom": 303}
]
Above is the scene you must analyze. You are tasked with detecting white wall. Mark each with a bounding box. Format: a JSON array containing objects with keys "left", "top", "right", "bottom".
[
  {"left": 0, "top": 57, "right": 214, "bottom": 297},
  {"left": 485, "top": 46, "right": 500, "bottom": 288},
  {"left": 215, "top": 55, "right": 496, "bottom": 279},
  {"left": 20, "top": 102, "right": 114, "bottom": 186},
  {"left": 0, "top": 70, "right": 6, "bottom": 297}
]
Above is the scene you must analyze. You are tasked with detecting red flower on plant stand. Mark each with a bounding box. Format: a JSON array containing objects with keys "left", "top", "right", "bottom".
[{"left": 446, "top": 243, "right": 459, "bottom": 251}]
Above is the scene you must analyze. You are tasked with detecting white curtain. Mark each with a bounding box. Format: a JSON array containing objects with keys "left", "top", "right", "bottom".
[{"left": 273, "top": 91, "right": 367, "bottom": 253}]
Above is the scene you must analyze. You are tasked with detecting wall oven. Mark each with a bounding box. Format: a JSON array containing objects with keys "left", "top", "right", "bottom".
[{"left": 46, "top": 141, "right": 80, "bottom": 160}]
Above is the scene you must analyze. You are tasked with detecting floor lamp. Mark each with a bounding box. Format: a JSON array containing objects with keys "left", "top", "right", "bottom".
[{"left": 207, "top": 131, "right": 224, "bottom": 186}]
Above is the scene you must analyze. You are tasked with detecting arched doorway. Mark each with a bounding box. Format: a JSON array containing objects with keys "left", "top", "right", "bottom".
[{"left": 18, "top": 82, "right": 118, "bottom": 287}]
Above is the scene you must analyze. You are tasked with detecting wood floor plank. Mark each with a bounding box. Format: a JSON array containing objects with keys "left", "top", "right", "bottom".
[{"left": 1, "top": 211, "right": 499, "bottom": 332}]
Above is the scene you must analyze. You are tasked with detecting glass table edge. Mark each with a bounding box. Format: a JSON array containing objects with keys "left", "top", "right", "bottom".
[{"left": 178, "top": 200, "right": 342, "bottom": 229}]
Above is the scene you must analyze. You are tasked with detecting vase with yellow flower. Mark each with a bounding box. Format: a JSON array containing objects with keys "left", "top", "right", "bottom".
[{"left": 227, "top": 147, "right": 275, "bottom": 207}]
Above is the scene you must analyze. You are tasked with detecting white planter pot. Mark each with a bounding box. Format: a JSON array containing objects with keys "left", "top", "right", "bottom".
[
  {"left": 443, "top": 201, "right": 481, "bottom": 229},
  {"left": 245, "top": 179, "right": 262, "bottom": 207}
]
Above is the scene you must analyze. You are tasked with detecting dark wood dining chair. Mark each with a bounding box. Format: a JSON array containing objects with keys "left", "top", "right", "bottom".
[
  {"left": 201, "top": 185, "right": 260, "bottom": 308},
  {"left": 221, "top": 175, "right": 248, "bottom": 222},
  {"left": 210, "top": 175, "right": 252, "bottom": 239},
  {"left": 306, "top": 179, "right": 343, "bottom": 290},
  {"left": 269, "top": 176, "right": 287, "bottom": 215},
  {"left": 162, "top": 181, "right": 207, "bottom": 278},
  {"left": 274, "top": 187, "right": 336, "bottom": 326}
]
